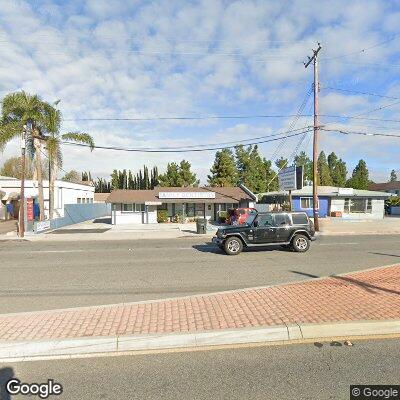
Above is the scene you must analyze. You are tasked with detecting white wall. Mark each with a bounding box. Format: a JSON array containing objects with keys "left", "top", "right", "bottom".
[
  {"left": 0, "top": 179, "right": 94, "bottom": 219},
  {"left": 112, "top": 203, "right": 157, "bottom": 224}
]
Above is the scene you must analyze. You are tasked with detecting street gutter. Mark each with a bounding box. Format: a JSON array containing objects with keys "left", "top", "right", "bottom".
[{"left": 1, "top": 319, "right": 399, "bottom": 362}]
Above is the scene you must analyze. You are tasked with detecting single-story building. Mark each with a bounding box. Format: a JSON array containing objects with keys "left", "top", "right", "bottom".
[
  {"left": 0, "top": 178, "right": 95, "bottom": 220},
  {"left": 369, "top": 181, "right": 400, "bottom": 196},
  {"left": 106, "top": 185, "right": 256, "bottom": 224},
  {"left": 259, "top": 185, "right": 391, "bottom": 219},
  {"left": 94, "top": 193, "right": 110, "bottom": 203}
]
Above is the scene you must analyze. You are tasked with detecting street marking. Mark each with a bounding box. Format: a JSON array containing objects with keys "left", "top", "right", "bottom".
[{"left": 318, "top": 242, "right": 358, "bottom": 246}]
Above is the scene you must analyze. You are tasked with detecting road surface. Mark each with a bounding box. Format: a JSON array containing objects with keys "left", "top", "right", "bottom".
[
  {"left": 0, "top": 338, "right": 398, "bottom": 399},
  {"left": 0, "top": 234, "right": 399, "bottom": 313}
]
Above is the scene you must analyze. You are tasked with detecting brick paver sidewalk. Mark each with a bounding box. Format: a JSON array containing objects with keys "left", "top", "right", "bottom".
[{"left": 0, "top": 265, "right": 399, "bottom": 342}]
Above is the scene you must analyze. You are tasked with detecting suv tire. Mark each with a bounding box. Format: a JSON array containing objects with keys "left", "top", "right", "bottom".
[
  {"left": 224, "top": 236, "right": 243, "bottom": 255},
  {"left": 291, "top": 234, "right": 310, "bottom": 252}
]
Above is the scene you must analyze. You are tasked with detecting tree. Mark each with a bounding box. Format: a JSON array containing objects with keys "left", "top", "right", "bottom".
[
  {"left": 158, "top": 160, "right": 198, "bottom": 187},
  {"left": 208, "top": 148, "right": 238, "bottom": 186},
  {"left": 327, "top": 152, "right": 347, "bottom": 187},
  {"left": 0, "top": 91, "right": 51, "bottom": 220},
  {"left": 0, "top": 156, "right": 48, "bottom": 180},
  {"left": 294, "top": 151, "right": 312, "bottom": 184},
  {"left": 275, "top": 157, "right": 288, "bottom": 170},
  {"left": 347, "top": 159, "right": 369, "bottom": 189},
  {"left": 235, "top": 145, "right": 273, "bottom": 193},
  {"left": 390, "top": 169, "right": 398, "bottom": 182},
  {"left": 62, "top": 170, "right": 80, "bottom": 182},
  {"left": 111, "top": 169, "right": 119, "bottom": 189},
  {"left": 178, "top": 160, "right": 199, "bottom": 186},
  {"left": 317, "top": 151, "right": 333, "bottom": 186}
]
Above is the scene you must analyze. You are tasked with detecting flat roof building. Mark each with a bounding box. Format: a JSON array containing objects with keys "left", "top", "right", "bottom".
[{"left": 259, "top": 185, "right": 391, "bottom": 219}]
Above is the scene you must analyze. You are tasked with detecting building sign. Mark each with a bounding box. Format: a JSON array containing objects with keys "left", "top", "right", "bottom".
[
  {"left": 158, "top": 192, "right": 216, "bottom": 199},
  {"left": 278, "top": 166, "right": 303, "bottom": 191},
  {"left": 338, "top": 188, "right": 354, "bottom": 195},
  {"left": 26, "top": 198, "right": 34, "bottom": 221}
]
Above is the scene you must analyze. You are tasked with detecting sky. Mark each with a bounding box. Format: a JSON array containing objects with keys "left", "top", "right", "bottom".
[{"left": 0, "top": 0, "right": 399, "bottom": 184}]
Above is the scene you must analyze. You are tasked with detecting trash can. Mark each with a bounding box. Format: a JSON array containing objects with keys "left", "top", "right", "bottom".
[{"left": 196, "top": 218, "right": 207, "bottom": 234}]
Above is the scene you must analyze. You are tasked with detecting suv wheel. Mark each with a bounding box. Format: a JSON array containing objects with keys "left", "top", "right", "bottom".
[
  {"left": 291, "top": 234, "right": 310, "bottom": 252},
  {"left": 224, "top": 237, "right": 243, "bottom": 255}
]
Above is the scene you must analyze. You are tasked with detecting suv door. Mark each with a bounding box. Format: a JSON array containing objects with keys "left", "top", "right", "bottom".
[
  {"left": 273, "top": 214, "right": 292, "bottom": 243},
  {"left": 253, "top": 214, "right": 277, "bottom": 244}
]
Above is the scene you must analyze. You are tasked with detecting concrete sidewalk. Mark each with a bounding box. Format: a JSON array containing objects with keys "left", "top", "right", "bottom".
[
  {"left": 0, "top": 264, "right": 399, "bottom": 360},
  {"left": 319, "top": 217, "right": 400, "bottom": 235}
]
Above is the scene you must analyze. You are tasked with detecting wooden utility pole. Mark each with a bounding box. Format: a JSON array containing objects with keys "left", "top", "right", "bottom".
[
  {"left": 18, "top": 125, "right": 26, "bottom": 238},
  {"left": 304, "top": 43, "right": 321, "bottom": 231}
]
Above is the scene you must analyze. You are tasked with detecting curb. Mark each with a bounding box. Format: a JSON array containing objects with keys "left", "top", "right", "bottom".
[{"left": 1, "top": 319, "right": 399, "bottom": 362}]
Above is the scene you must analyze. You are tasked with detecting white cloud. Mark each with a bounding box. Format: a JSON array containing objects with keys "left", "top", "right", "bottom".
[{"left": 0, "top": 0, "right": 399, "bottom": 184}]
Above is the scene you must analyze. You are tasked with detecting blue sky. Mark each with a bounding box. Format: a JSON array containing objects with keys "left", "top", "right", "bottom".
[{"left": 0, "top": 0, "right": 399, "bottom": 183}]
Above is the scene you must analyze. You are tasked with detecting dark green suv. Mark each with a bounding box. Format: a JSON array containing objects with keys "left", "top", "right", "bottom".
[{"left": 212, "top": 211, "right": 316, "bottom": 255}]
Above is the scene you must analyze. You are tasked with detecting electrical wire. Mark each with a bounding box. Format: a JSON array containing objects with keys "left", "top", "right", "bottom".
[
  {"left": 321, "top": 127, "right": 400, "bottom": 138},
  {"left": 61, "top": 128, "right": 313, "bottom": 153},
  {"left": 322, "top": 32, "right": 400, "bottom": 61},
  {"left": 322, "top": 87, "right": 400, "bottom": 100},
  {"left": 269, "top": 86, "right": 313, "bottom": 162}
]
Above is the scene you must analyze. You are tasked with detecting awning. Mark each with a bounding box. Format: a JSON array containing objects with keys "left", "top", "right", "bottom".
[{"left": 2, "top": 192, "right": 20, "bottom": 201}]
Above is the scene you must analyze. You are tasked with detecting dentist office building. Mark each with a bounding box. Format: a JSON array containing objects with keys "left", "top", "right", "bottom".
[{"left": 106, "top": 185, "right": 256, "bottom": 225}]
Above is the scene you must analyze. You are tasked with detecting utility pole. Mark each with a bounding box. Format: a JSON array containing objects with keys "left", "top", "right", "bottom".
[
  {"left": 18, "top": 125, "right": 27, "bottom": 238},
  {"left": 304, "top": 43, "right": 321, "bottom": 231}
]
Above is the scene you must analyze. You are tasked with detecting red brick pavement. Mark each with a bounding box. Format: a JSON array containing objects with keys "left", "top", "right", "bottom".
[{"left": 0, "top": 265, "right": 399, "bottom": 342}]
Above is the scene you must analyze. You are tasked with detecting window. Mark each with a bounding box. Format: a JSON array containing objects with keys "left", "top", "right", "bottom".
[
  {"left": 344, "top": 198, "right": 372, "bottom": 213},
  {"left": 291, "top": 213, "right": 308, "bottom": 225},
  {"left": 195, "top": 203, "right": 204, "bottom": 217},
  {"left": 258, "top": 214, "right": 274, "bottom": 226},
  {"left": 274, "top": 214, "right": 290, "bottom": 226},
  {"left": 77, "top": 198, "right": 82, "bottom": 204},
  {"left": 186, "top": 203, "right": 195, "bottom": 217},
  {"left": 300, "top": 197, "right": 313, "bottom": 209},
  {"left": 123, "top": 203, "right": 133, "bottom": 212}
]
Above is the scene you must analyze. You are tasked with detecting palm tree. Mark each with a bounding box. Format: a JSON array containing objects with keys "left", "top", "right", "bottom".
[
  {"left": 0, "top": 91, "right": 49, "bottom": 220},
  {"left": 43, "top": 103, "right": 94, "bottom": 219}
]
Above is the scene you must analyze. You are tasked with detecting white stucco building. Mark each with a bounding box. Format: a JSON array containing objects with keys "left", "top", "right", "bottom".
[{"left": 0, "top": 178, "right": 94, "bottom": 219}]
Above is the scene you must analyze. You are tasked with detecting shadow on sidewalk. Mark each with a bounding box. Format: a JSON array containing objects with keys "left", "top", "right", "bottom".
[
  {"left": 331, "top": 275, "right": 400, "bottom": 296},
  {"left": 289, "top": 269, "right": 400, "bottom": 296},
  {"left": 0, "top": 367, "right": 14, "bottom": 400}
]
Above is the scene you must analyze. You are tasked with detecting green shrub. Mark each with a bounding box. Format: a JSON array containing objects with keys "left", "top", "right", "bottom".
[
  {"left": 173, "top": 213, "right": 184, "bottom": 223},
  {"left": 219, "top": 211, "right": 228, "bottom": 223},
  {"left": 387, "top": 196, "right": 400, "bottom": 206},
  {"left": 157, "top": 209, "right": 169, "bottom": 223}
]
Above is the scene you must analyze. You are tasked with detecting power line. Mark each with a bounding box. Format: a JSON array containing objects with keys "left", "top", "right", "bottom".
[
  {"left": 322, "top": 32, "right": 400, "bottom": 61},
  {"left": 61, "top": 128, "right": 313, "bottom": 153},
  {"left": 63, "top": 113, "right": 313, "bottom": 122},
  {"left": 321, "top": 127, "right": 400, "bottom": 139},
  {"left": 323, "top": 87, "right": 400, "bottom": 100}
]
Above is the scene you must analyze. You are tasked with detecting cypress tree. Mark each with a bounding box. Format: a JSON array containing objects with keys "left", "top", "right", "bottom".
[
  {"left": 317, "top": 151, "right": 333, "bottom": 186},
  {"left": 347, "top": 159, "right": 369, "bottom": 189}
]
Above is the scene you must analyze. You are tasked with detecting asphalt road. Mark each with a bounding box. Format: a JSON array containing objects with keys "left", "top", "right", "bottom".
[
  {"left": 0, "top": 235, "right": 399, "bottom": 313},
  {"left": 0, "top": 338, "right": 399, "bottom": 399}
]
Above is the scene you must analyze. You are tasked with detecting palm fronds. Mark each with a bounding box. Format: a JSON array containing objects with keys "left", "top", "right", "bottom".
[{"left": 61, "top": 132, "right": 95, "bottom": 151}]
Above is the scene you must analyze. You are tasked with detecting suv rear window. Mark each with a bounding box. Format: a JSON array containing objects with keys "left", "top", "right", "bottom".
[
  {"left": 274, "top": 214, "right": 290, "bottom": 226},
  {"left": 291, "top": 213, "right": 309, "bottom": 225}
]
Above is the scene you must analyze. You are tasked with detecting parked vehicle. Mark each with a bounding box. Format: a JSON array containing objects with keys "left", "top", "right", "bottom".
[
  {"left": 226, "top": 207, "right": 257, "bottom": 225},
  {"left": 212, "top": 211, "right": 316, "bottom": 255}
]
